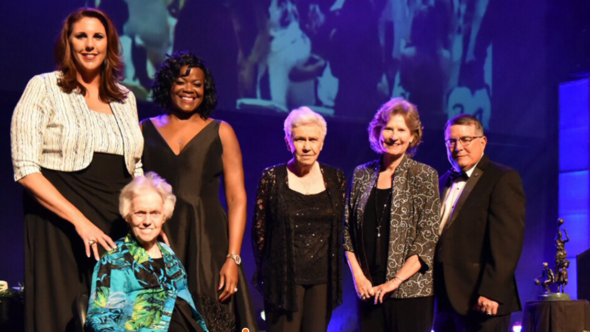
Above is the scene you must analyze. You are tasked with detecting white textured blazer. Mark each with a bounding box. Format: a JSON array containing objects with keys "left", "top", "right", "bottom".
[{"left": 11, "top": 71, "right": 144, "bottom": 181}]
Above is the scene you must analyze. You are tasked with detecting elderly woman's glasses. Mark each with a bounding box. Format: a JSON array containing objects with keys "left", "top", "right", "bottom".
[
  {"left": 133, "top": 211, "right": 163, "bottom": 221},
  {"left": 445, "top": 136, "right": 483, "bottom": 148}
]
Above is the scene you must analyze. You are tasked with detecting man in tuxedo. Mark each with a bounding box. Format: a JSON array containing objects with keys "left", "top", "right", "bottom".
[{"left": 434, "top": 114, "right": 526, "bottom": 332}]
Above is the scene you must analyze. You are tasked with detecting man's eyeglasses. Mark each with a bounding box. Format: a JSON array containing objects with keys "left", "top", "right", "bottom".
[{"left": 445, "top": 136, "right": 483, "bottom": 148}]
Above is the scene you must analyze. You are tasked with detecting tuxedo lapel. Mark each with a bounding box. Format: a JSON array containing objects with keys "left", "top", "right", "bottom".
[{"left": 443, "top": 164, "right": 485, "bottom": 232}]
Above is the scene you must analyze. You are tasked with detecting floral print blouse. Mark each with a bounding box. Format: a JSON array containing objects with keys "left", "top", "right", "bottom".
[{"left": 86, "top": 233, "right": 208, "bottom": 331}]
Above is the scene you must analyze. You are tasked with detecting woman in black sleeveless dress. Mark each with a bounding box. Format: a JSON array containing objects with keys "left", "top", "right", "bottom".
[{"left": 141, "top": 51, "right": 257, "bottom": 332}]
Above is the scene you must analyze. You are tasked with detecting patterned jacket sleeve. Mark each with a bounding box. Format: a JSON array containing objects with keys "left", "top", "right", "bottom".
[
  {"left": 337, "top": 170, "right": 347, "bottom": 209},
  {"left": 252, "top": 168, "right": 272, "bottom": 269},
  {"left": 11, "top": 75, "right": 51, "bottom": 181},
  {"left": 406, "top": 166, "right": 441, "bottom": 272},
  {"left": 86, "top": 256, "right": 120, "bottom": 331},
  {"left": 343, "top": 167, "right": 357, "bottom": 252}
]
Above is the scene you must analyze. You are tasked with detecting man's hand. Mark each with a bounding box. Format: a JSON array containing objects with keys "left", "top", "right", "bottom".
[{"left": 475, "top": 296, "right": 499, "bottom": 316}]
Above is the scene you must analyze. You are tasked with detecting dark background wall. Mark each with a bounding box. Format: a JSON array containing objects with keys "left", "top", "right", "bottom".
[{"left": 1, "top": 0, "right": 588, "bottom": 330}]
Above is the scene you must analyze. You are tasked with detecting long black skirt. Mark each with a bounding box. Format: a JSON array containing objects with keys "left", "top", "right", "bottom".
[{"left": 24, "top": 153, "right": 131, "bottom": 332}]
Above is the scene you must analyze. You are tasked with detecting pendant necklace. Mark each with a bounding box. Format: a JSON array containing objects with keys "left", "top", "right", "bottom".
[
  {"left": 375, "top": 186, "right": 393, "bottom": 238},
  {"left": 302, "top": 177, "right": 313, "bottom": 195}
]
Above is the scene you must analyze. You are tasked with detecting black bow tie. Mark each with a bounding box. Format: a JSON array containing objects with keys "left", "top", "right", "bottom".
[{"left": 449, "top": 168, "right": 468, "bottom": 181}]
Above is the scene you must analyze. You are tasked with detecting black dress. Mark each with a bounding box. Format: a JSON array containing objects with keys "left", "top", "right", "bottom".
[
  {"left": 359, "top": 187, "right": 434, "bottom": 332},
  {"left": 150, "top": 257, "right": 206, "bottom": 332},
  {"left": 141, "top": 119, "right": 257, "bottom": 332},
  {"left": 24, "top": 153, "right": 131, "bottom": 332}
]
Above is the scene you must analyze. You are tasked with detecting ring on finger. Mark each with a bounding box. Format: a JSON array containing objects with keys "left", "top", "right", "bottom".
[
  {"left": 234, "top": 287, "right": 238, "bottom": 293},
  {"left": 486, "top": 311, "right": 492, "bottom": 316},
  {"left": 88, "top": 239, "right": 97, "bottom": 245}
]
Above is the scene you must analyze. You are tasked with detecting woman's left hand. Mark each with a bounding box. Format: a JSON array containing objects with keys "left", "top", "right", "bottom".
[
  {"left": 372, "top": 278, "right": 403, "bottom": 304},
  {"left": 218, "top": 258, "right": 239, "bottom": 302}
]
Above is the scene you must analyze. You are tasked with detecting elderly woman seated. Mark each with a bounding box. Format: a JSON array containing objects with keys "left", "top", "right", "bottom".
[{"left": 86, "top": 172, "right": 208, "bottom": 332}]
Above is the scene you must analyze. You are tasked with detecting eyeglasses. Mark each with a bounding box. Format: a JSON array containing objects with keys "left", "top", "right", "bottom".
[
  {"left": 445, "top": 136, "right": 483, "bottom": 148},
  {"left": 132, "top": 211, "right": 163, "bottom": 221}
]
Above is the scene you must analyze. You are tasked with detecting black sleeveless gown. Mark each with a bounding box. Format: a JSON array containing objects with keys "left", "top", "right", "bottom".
[{"left": 142, "top": 119, "right": 257, "bottom": 332}]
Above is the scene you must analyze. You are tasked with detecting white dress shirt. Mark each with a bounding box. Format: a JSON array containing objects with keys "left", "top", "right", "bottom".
[{"left": 439, "top": 166, "right": 477, "bottom": 234}]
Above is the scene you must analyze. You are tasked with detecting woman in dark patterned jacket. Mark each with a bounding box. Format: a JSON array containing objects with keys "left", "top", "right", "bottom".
[
  {"left": 252, "top": 107, "right": 346, "bottom": 332},
  {"left": 344, "top": 98, "right": 441, "bottom": 332}
]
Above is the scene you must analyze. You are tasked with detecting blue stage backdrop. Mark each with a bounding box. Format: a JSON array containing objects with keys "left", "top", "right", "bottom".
[{"left": 0, "top": 0, "right": 588, "bottom": 330}]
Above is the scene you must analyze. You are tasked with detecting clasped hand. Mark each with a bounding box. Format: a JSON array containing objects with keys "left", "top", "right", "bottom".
[{"left": 354, "top": 275, "right": 402, "bottom": 304}]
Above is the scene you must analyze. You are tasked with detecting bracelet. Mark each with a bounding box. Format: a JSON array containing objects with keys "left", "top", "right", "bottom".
[
  {"left": 393, "top": 276, "right": 404, "bottom": 283},
  {"left": 226, "top": 253, "right": 242, "bottom": 265}
]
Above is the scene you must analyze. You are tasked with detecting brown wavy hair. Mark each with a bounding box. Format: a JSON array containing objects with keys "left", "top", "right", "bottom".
[
  {"left": 368, "top": 98, "right": 424, "bottom": 157},
  {"left": 54, "top": 7, "right": 126, "bottom": 102}
]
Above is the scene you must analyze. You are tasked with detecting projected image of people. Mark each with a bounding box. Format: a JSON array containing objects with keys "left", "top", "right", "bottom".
[
  {"left": 97, "top": 0, "right": 186, "bottom": 99},
  {"left": 90, "top": 0, "right": 493, "bottom": 123},
  {"left": 235, "top": 0, "right": 336, "bottom": 116},
  {"left": 390, "top": 0, "right": 492, "bottom": 128}
]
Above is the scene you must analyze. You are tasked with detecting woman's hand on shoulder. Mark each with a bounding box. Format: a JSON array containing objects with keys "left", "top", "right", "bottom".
[{"left": 75, "top": 220, "right": 116, "bottom": 260}]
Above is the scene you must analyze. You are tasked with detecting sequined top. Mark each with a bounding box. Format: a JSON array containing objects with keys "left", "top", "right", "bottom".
[
  {"left": 287, "top": 188, "right": 333, "bottom": 285},
  {"left": 252, "top": 163, "right": 346, "bottom": 313},
  {"left": 10, "top": 72, "right": 143, "bottom": 181}
]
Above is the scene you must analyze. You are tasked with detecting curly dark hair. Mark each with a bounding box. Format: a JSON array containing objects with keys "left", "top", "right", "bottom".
[{"left": 151, "top": 51, "right": 218, "bottom": 118}]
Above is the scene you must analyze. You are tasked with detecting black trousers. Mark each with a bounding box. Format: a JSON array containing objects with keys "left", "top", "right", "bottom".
[
  {"left": 359, "top": 296, "right": 434, "bottom": 332},
  {"left": 265, "top": 283, "right": 331, "bottom": 332},
  {"left": 434, "top": 294, "right": 511, "bottom": 332}
]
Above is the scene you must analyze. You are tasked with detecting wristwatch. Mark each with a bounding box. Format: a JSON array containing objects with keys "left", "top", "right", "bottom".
[{"left": 227, "top": 253, "right": 242, "bottom": 265}]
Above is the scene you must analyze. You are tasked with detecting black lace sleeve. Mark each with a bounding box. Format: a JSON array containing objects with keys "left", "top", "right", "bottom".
[
  {"left": 252, "top": 168, "right": 273, "bottom": 270},
  {"left": 343, "top": 168, "right": 358, "bottom": 252},
  {"left": 337, "top": 169, "right": 347, "bottom": 205}
]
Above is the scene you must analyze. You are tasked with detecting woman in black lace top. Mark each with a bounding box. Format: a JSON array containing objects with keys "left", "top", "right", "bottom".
[
  {"left": 343, "top": 98, "right": 440, "bottom": 332},
  {"left": 252, "top": 107, "right": 346, "bottom": 332}
]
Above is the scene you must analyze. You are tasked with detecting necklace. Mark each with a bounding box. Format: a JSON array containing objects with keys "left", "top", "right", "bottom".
[
  {"left": 375, "top": 186, "right": 392, "bottom": 238},
  {"left": 301, "top": 177, "right": 315, "bottom": 195}
]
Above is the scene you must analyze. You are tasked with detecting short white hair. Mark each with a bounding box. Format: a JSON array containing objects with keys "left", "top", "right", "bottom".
[
  {"left": 119, "top": 172, "right": 176, "bottom": 220},
  {"left": 283, "top": 106, "right": 327, "bottom": 142}
]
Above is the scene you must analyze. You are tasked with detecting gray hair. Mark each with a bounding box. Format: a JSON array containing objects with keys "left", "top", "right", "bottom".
[
  {"left": 444, "top": 114, "right": 484, "bottom": 135},
  {"left": 283, "top": 106, "right": 327, "bottom": 142},
  {"left": 119, "top": 172, "right": 176, "bottom": 220}
]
